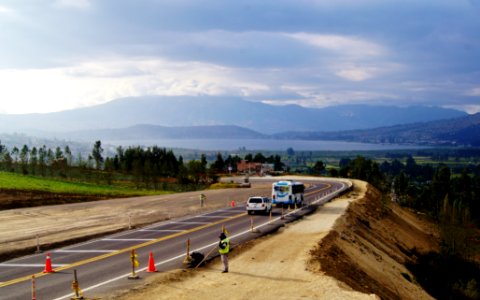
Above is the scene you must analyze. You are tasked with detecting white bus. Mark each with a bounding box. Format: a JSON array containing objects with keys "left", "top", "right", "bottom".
[{"left": 272, "top": 180, "right": 305, "bottom": 208}]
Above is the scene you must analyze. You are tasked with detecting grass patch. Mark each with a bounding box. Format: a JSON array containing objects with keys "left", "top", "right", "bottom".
[
  {"left": 0, "top": 171, "right": 166, "bottom": 197},
  {"left": 209, "top": 182, "right": 242, "bottom": 189}
]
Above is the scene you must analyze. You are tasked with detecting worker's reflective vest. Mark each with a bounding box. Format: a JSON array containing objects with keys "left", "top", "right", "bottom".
[{"left": 218, "top": 238, "right": 230, "bottom": 254}]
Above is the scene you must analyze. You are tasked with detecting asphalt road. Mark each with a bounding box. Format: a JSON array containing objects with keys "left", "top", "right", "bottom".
[{"left": 0, "top": 178, "right": 350, "bottom": 300}]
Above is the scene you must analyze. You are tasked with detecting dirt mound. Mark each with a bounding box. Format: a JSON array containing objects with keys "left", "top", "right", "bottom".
[
  {"left": 310, "top": 182, "right": 439, "bottom": 300},
  {"left": 0, "top": 189, "right": 109, "bottom": 210}
]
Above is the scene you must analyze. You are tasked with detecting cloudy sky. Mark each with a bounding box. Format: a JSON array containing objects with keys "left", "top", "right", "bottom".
[{"left": 0, "top": 0, "right": 479, "bottom": 114}]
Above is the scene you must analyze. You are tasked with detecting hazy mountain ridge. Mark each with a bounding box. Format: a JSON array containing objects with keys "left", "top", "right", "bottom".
[
  {"left": 275, "top": 113, "right": 480, "bottom": 146},
  {"left": 0, "top": 96, "right": 467, "bottom": 134}
]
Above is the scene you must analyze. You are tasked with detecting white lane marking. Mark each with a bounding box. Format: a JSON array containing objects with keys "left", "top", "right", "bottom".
[
  {"left": 54, "top": 250, "right": 116, "bottom": 253},
  {"left": 139, "top": 229, "right": 184, "bottom": 232},
  {"left": 171, "top": 221, "right": 208, "bottom": 225},
  {"left": 101, "top": 238, "right": 155, "bottom": 242},
  {"left": 0, "top": 264, "right": 67, "bottom": 268}
]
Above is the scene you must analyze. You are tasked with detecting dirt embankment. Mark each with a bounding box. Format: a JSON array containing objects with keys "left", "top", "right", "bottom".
[
  {"left": 311, "top": 182, "right": 439, "bottom": 299},
  {"left": 111, "top": 180, "right": 438, "bottom": 300}
]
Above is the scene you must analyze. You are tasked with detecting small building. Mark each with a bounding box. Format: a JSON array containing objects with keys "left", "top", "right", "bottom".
[{"left": 237, "top": 160, "right": 274, "bottom": 175}]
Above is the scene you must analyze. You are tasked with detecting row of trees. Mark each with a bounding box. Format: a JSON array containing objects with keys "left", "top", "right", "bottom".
[
  {"left": 0, "top": 140, "right": 288, "bottom": 190},
  {"left": 338, "top": 155, "right": 480, "bottom": 260}
]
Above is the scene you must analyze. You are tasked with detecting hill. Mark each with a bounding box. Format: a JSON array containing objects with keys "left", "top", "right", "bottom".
[
  {"left": 0, "top": 96, "right": 466, "bottom": 135},
  {"left": 276, "top": 112, "right": 480, "bottom": 146}
]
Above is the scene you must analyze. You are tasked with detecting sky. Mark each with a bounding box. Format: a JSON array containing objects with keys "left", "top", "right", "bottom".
[{"left": 0, "top": 0, "right": 479, "bottom": 114}]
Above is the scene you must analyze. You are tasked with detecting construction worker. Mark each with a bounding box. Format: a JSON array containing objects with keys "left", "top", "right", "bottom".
[{"left": 218, "top": 232, "right": 230, "bottom": 273}]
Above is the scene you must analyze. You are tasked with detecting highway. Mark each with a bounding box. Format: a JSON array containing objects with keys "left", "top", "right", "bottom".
[{"left": 0, "top": 178, "right": 350, "bottom": 300}]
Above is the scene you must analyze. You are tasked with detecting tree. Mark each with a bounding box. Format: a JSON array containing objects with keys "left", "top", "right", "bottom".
[
  {"left": 210, "top": 153, "right": 225, "bottom": 173},
  {"left": 431, "top": 165, "right": 451, "bottom": 217},
  {"left": 312, "top": 160, "right": 325, "bottom": 175},
  {"left": 286, "top": 147, "right": 295, "bottom": 156},
  {"left": 30, "top": 147, "right": 38, "bottom": 175},
  {"left": 19, "top": 145, "right": 29, "bottom": 174},
  {"left": 253, "top": 153, "right": 266, "bottom": 163},
  {"left": 91, "top": 140, "right": 104, "bottom": 170}
]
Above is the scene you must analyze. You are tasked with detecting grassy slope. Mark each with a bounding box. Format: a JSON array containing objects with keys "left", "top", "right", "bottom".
[{"left": 0, "top": 171, "right": 165, "bottom": 197}]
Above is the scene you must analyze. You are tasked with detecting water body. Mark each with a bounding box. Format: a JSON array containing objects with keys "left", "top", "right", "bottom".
[{"left": 105, "top": 138, "right": 427, "bottom": 151}]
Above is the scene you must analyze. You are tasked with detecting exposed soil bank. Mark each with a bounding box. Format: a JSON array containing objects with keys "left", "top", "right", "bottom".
[
  {"left": 311, "top": 182, "right": 439, "bottom": 299},
  {"left": 0, "top": 189, "right": 110, "bottom": 210}
]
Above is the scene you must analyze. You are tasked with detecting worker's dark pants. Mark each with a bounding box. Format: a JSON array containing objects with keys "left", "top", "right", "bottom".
[{"left": 221, "top": 254, "right": 228, "bottom": 271}]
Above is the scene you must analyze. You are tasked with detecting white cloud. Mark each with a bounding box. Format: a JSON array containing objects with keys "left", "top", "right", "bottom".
[
  {"left": 465, "top": 87, "right": 480, "bottom": 96},
  {"left": 0, "top": 57, "right": 270, "bottom": 114},
  {"left": 335, "top": 67, "right": 373, "bottom": 81},
  {"left": 55, "top": 0, "right": 91, "bottom": 9},
  {"left": 286, "top": 32, "right": 387, "bottom": 57},
  {"left": 0, "top": 5, "right": 17, "bottom": 19},
  {"left": 278, "top": 84, "right": 398, "bottom": 108}
]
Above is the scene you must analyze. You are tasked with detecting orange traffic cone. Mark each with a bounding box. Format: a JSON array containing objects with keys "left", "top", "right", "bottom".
[
  {"left": 43, "top": 253, "right": 54, "bottom": 273},
  {"left": 147, "top": 251, "right": 157, "bottom": 272},
  {"left": 231, "top": 200, "right": 235, "bottom": 208}
]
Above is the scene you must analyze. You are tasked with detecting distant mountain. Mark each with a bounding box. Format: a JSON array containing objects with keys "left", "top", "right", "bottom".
[
  {"left": 0, "top": 96, "right": 467, "bottom": 135},
  {"left": 275, "top": 113, "right": 480, "bottom": 147}
]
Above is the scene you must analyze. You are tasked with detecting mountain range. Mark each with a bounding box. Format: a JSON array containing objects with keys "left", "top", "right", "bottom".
[
  {"left": 0, "top": 96, "right": 467, "bottom": 135},
  {"left": 274, "top": 112, "right": 480, "bottom": 147}
]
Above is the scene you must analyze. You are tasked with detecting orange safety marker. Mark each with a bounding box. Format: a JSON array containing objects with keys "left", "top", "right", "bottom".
[
  {"left": 147, "top": 251, "right": 157, "bottom": 272},
  {"left": 43, "top": 253, "right": 54, "bottom": 273},
  {"left": 231, "top": 200, "right": 235, "bottom": 207}
]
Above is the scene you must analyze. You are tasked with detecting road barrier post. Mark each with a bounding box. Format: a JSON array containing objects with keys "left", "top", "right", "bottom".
[
  {"left": 128, "top": 249, "right": 139, "bottom": 279},
  {"left": 269, "top": 209, "right": 272, "bottom": 222},
  {"left": 128, "top": 214, "right": 132, "bottom": 230},
  {"left": 250, "top": 217, "right": 254, "bottom": 232},
  {"left": 71, "top": 269, "right": 85, "bottom": 299},
  {"left": 35, "top": 235, "right": 41, "bottom": 253},
  {"left": 31, "top": 275, "right": 36, "bottom": 300},
  {"left": 183, "top": 238, "right": 192, "bottom": 264}
]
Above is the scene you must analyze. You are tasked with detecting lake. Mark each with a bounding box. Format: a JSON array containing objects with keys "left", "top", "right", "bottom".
[{"left": 104, "top": 138, "right": 427, "bottom": 151}]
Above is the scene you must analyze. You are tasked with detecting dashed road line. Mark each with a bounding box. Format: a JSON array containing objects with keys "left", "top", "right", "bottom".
[
  {"left": 54, "top": 250, "right": 116, "bottom": 253},
  {"left": 101, "top": 238, "right": 155, "bottom": 242},
  {"left": 139, "top": 229, "right": 184, "bottom": 232},
  {"left": 0, "top": 263, "right": 67, "bottom": 268}
]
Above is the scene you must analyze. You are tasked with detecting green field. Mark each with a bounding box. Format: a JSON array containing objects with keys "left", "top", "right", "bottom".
[{"left": 0, "top": 171, "right": 166, "bottom": 197}]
